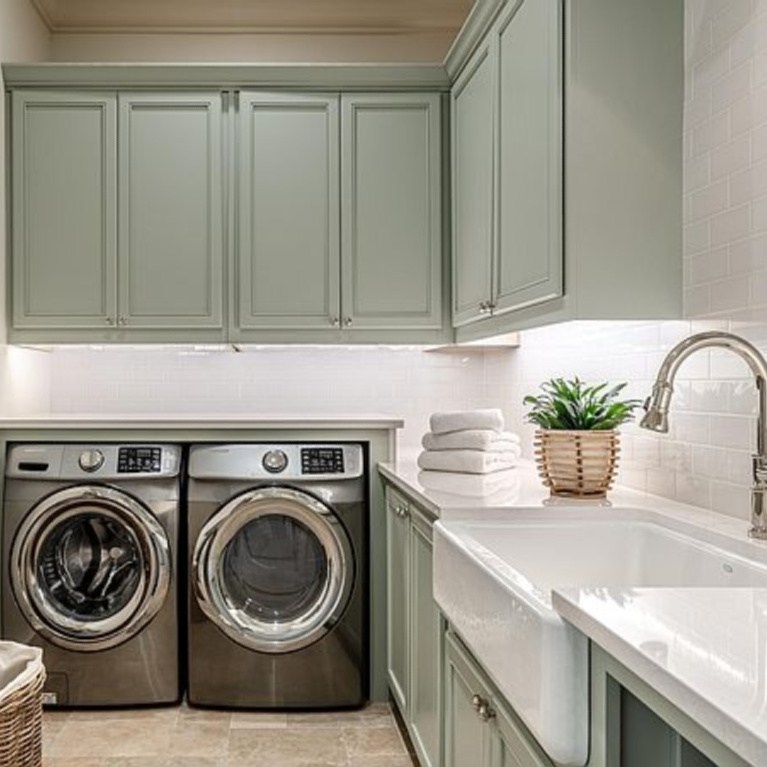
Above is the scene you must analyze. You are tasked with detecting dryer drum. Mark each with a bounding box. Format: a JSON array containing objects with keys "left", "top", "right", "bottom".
[
  {"left": 194, "top": 486, "right": 355, "bottom": 655},
  {"left": 11, "top": 485, "right": 171, "bottom": 652}
]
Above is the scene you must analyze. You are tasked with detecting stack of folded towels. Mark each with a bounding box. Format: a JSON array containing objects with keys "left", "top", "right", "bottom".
[{"left": 417, "top": 408, "right": 520, "bottom": 474}]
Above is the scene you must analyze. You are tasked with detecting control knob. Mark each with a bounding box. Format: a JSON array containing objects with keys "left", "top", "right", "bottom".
[
  {"left": 79, "top": 449, "right": 105, "bottom": 473},
  {"left": 262, "top": 449, "right": 289, "bottom": 474}
]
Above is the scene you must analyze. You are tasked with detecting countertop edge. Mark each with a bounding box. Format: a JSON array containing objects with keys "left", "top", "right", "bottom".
[
  {"left": 553, "top": 590, "right": 767, "bottom": 766},
  {"left": 378, "top": 462, "right": 442, "bottom": 518}
]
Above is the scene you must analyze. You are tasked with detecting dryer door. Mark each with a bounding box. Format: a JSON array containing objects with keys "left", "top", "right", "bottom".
[
  {"left": 11, "top": 485, "right": 171, "bottom": 652},
  {"left": 193, "top": 486, "right": 354, "bottom": 654}
]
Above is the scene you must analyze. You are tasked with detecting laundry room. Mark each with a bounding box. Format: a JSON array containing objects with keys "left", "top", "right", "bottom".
[{"left": 1, "top": 0, "right": 767, "bottom": 766}]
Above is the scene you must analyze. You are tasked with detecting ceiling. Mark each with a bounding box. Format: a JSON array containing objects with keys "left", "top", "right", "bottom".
[{"left": 30, "top": 0, "right": 475, "bottom": 35}]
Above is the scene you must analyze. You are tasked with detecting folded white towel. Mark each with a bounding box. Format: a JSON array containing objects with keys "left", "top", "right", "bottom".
[
  {"left": 418, "top": 469, "right": 518, "bottom": 499},
  {"left": 417, "top": 449, "right": 517, "bottom": 475},
  {"left": 422, "top": 429, "right": 521, "bottom": 453},
  {"left": 429, "top": 409, "right": 505, "bottom": 435}
]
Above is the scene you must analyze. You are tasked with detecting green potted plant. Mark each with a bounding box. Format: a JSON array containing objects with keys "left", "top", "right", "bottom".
[{"left": 523, "top": 378, "right": 641, "bottom": 498}]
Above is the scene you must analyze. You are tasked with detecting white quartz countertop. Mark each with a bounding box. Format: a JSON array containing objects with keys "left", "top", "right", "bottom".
[
  {"left": 379, "top": 458, "right": 767, "bottom": 764},
  {"left": 0, "top": 414, "right": 404, "bottom": 430},
  {"left": 554, "top": 587, "right": 767, "bottom": 766}
]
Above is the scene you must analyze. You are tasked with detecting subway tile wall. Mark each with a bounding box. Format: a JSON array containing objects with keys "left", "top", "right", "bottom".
[{"left": 40, "top": 346, "right": 515, "bottom": 456}]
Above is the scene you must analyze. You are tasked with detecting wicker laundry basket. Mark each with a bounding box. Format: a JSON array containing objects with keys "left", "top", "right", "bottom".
[{"left": 0, "top": 643, "right": 45, "bottom": 767}]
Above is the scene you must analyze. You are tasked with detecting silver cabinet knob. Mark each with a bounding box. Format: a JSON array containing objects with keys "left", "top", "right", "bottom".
[
  {"left": 118, "top": 317, "right": 127, "bottom": 326},
  {"left": 262, "top": 449, "right": 289, "bottom": 474},
  {"left": 479, "top": 302, "right": 489, "bottom": 314},
  {"left": 79, "top": 449, "right": 105, "bottom": 473},
  {"left": 477, "top": 701, "right": 495, "bottom": 722},
  {"left": 330, "top": 316, "right": 340, "bottom": 327},
  {"left": 471, "top": 694, "right": 482, "bottom": 711},
  {"left": 343, "top": 317, "right": 353, "bottom": 328},
  {"left": 105, "top": 317, "right": 114, "bottom": 326}
]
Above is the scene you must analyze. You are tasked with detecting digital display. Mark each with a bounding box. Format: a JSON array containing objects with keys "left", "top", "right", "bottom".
[
  {"left": 118, "top": 447, "right": 162, "bottom": 473},
  {"left": 301, "top": 448, "right": 344, "bottom": 475}
]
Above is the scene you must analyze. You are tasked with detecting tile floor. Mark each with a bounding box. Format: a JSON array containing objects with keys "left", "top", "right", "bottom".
[{"left": 43, "top": 702, "right": 416, "bottom": 767}]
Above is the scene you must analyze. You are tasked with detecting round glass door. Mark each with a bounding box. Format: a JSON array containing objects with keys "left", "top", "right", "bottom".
[
  {"left": 11, "top": 485, "right": 171, "bottom": 652},
  {"left": 194, "top": 487, "right": 354, "bottom": 654}
]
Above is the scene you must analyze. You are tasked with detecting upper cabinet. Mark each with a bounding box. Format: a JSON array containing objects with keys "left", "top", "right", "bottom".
[
  {"left": 118, "top": 93, "right": 224, "bottom": 331},
  {"left": 450, "top": 0, "right": 683, "bottom": 340},
  {"left": 7, "top": 80, "right": 447, "bottom": 344},
  {"left": 237, "top": 92, "right": 340, "bottom": 332},
  {"left": 11, "top": 90, "right": 226, "bottom": 343},
  {"left": 341, "top": 94, "right": 443, "bottom": 331},
  {"left": 12, "top": 91, "right": 117, "bottom": 331}
]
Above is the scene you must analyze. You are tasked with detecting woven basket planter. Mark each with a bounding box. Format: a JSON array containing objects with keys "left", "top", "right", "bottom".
[
  {"left": 534, "top": 429, "right": 620, "bottom": 498},
  {"left": 0, "top": 660, "right": 45, "bottom": 767}
]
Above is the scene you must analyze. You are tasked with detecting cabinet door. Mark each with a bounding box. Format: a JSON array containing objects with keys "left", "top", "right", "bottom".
[
  {"left": 493, "top": 0, "right": 563, "bottom": 315},
  {"left": 118, "top": 93, "right": 223, "bottom": 329},
  {"left": 410, "top": 510, "right": 441, "bottom": 767},
  {"left": 491, "top": 695, "right": 552, "bottom": 767},
  {"left": 386, "top": 488, "right": 410, "bottom": 713},
  {"left": 341, "top": 94, "right": 442, "bottom": 330},
  {"left": 451, "top": 40, "right": 495, "bottom": 327},
  {"left": 445, "top": 632, "right": 492, "bottom": 767},
  {"left": 238, "top": 93, "right": 340, "bottom": 330},
  {"left": 12, "top": 91, "right": 117, "bottom": 329}
]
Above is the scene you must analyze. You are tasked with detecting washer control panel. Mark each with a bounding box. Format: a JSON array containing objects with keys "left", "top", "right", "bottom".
[
  {"left": 118, "top": 446, "right": 163, "bottom": 474},
  {"left": 4, "top": 444, "right": 182, "bottom": 480},
  {"left": 301, "top": 447, "right": 344, "bottom": 475}
]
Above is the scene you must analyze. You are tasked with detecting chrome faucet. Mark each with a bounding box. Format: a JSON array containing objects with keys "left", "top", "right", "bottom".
[{"left": 641, "top": 331, "right": 767, "bottom": 539}]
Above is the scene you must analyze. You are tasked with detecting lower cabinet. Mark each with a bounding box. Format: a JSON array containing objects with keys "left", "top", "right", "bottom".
[
  {"left": 385, "top": 484, "right": 441, "bottom": 767},
  {"left": 444, "top": 631, "right": 553, "bottom": 767}
]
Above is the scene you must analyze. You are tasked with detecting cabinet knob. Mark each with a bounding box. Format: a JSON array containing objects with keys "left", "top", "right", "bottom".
[
  {"left": 105, "top": 317, "right": 114, "bottom": 326},
  {"left": 118, "top": 317, "right": 127, "bottom": 326},
  {"left": 330, "top": 316, "right": 340, "bottom": 327},
  {"left": 477, "top": 701, "right": 495, "bottom": 722},
  {"left": 479, "top": 302, "right": 489, "bottom": 314},
  {"left": 471, "top": 694, "right": 483, "bottom": 711},
  {"left": 343, "top": 317, "right": 353, "bottom": 328}
]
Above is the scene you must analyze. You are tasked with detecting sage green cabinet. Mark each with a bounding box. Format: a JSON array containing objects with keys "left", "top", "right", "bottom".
[
  {"left": 386, "top": 486, "right": 410, "bottom": 712},
  {"left": 119, "top": 93, "right": 224, "bottom": 330},
  {"left": 445, "top": 631, "right": 553, "bottom": 767},
  {"left": 449, "top": 0, "right": 683, "bottom": 340},
  {"left": 11, "top": 90, "right": 225, "bottom": 340},
  {"left": 237, "top": 93, "right": 340, "bottom": 331},
  {"left": 451, "top": 41, "right": 495, "bottom": 328},
  {"left": 341, "top": 94, "right": 443, "bottom": 331},
  {"left": 384, "top": 483, "right": 442, "bottom": 767},
  {"left": 12, "top": 91, "right": 117, "bottom": 330},
  {"left": 451, "top": 0, "right": 561, "bottom": 328}
]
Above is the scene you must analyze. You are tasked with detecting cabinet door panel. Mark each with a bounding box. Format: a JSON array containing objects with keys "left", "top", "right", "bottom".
[
  {"left": 410, "top": 514, "right": 441, "bottom": 767},
  {"left": 386, "top": 490, "right": 410, "bottom": 713},
  {"left": 494, "top": 0, "right": 562, "bottom": 314},
  {"left": 492, "top": 696, "right": 552, "bottom": 767},
  {"left": 445, "top": 632, "right": 492, "bottom": 767},
  {"left": 119, "top": 93, "right": 223, "bottom": 328},
  {"left": 451, "top": 42, "right": 495, "bottom": 327},
  {"left": 238, "top": 93, "right": 340, "bottom": 330},
  {"left": 342, "top": 94, "right": 442, "bottom": 329},
  {"left": 12, "top": 91, "right": 116, "bottom": 328}
]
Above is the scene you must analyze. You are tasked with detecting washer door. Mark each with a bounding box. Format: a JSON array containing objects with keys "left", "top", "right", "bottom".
[
  {"left": 193, "top": 487, "right": 354, "bottom": 654},
  {"left": 11, "top": 485, "right": 171, "bottom": 652}
]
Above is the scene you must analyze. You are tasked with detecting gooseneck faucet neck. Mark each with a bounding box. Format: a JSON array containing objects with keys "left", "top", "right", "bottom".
[{"left": 641, "top": 331, "right": 767, "bottom": 539}]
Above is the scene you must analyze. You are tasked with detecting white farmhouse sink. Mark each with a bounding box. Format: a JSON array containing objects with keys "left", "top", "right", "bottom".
[{"left": 433, "top": 513, "right": 767, "bottom": 767}]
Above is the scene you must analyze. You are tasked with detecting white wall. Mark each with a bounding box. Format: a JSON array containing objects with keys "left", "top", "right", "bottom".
[{"left": 49, "top": 32, "right": 453, "bottom": 63}]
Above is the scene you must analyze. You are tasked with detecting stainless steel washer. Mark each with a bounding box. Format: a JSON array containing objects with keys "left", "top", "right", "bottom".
[
  {"left": 187, "top": 443, "right": 367, "bottom": 709},
  {"left": 2, "top": 443, "right": 182, "bottom": 707}
]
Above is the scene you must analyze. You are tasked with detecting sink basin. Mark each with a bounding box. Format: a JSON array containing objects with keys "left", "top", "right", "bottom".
[{"left": 433, "top": 512, "right": 767, "bottom": 767}]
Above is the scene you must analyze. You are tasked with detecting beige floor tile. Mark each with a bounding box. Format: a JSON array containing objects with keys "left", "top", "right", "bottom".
[
  {"left": 65, "top": 706, "right": 180, "bottom": 723},
  {"left": 342, "top": 723, "right": 408, "bottom": 757},
  {"left": 46, "top": 720, "right": 173, "bottom": 758},
  {"left": 179, "top": 702, "right": 234, "bottom": 724},
  {"left": 168, "top": 721, "right": 230, "bottom": 757},
  {"left": 230, "top": 711, "right": 288, "bottom": 729},
  {"left": 347, "top": 756, "right": 416, "bottom": 767},
  {"left": 227, "top": 726, "right": 347, "bottom": 767}
]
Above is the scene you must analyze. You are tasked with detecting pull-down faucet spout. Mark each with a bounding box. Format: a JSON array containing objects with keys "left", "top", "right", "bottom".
[{"left": 641, "top": 331, "right": 767, "bottom": 539}]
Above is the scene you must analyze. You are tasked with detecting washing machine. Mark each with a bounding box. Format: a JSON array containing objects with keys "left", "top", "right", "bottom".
[
  {"left": 2, "top": 443, "right": 182, "bottom": 707},
  {"left": 187, "top": 443, "right": 367, "bottom": 708}
]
